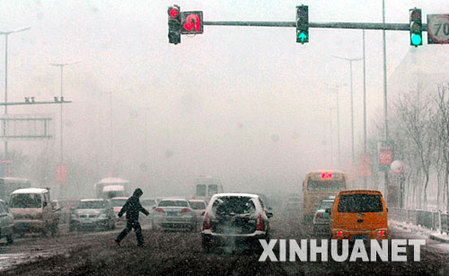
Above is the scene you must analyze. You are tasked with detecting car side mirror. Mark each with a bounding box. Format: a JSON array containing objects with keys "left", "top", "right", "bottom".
[
  {"left": 386, "top": 208, "right": 389, "bottom": 212},
  {"left": 201, "top": 211, "right": 205, "bottom": 216},
  {"left": 325, "top": 208, "right": 331, "bottom": 214},
  {"left": 152, "top": 206, "right": 156, "bottom": 210},
  {"left": 43, "top": 202, "right": 48, "bottom": 207},
  {"left": 268, "top": 207, "right": 272, "bottom": 211},
  {"left": 267, "top": 212, "right": 273, "bottom": 219}
]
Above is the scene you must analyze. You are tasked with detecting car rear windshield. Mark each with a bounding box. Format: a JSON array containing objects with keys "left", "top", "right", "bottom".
[
  {"left": 189, "top": 201, "right": 206, "bottom": 210},
  {"left": 110, "top": 199, "right": 127, "bottom": 207},
  {"left": 9, "top": 193, "right": 42, "bottom": 208},
  {"left": 337, "top": 194, "right": 383, "bottom": 213},
  {"left": 78, "top": 201, "right": 106, "bottom": 209},
  {"left": 212, "top": 196, "right": 256, "bottom": 216},
  {"left": 318, "top": 201, "right": 334, "bottom": 210},
  {"left": 158, "top": 200, "right": 188, "bottom": 207},
  {"left": 141, "top": 199, "right": 156, "bottom": 206}
]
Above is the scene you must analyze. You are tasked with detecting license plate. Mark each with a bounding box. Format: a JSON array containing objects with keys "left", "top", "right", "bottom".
[
  {"left": 167, "top": 212, "right": 177, "bottom": 216},
  {"left": 353, "top": 236, "right": 367, "bottom": 240},
  {"left": 17, "top": 222, "right": 30, "bottom": 228}
]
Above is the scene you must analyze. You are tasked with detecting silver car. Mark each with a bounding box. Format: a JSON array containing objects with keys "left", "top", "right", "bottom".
[
  {"left": 312, "top": 199, "right": 335, "bottom": 235},
  {"left": 201, "top": 193, "right": 273, "bottom": 253},
  {"left": 70, "top": 199, "right": 115, "bottom": 231},
  {"left": 152, "top": 199, "right": 197, "bottom": 231}
]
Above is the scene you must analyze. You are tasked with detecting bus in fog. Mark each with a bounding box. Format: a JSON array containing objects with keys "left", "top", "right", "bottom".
[
  {"left": 302, "top": 171, "right": 348, "bottom": 220},
  {"left": 193, "top": 176, "right": 223, "bottom": 203}
]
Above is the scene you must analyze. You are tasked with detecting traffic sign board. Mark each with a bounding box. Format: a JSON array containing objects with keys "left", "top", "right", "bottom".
[
  {"left": 378, "top": 141, "right": 394, "bottom": 170},
  {"left": 427, "top": 14, "right": 449, "bottom": 44},
  {"left": 181, "top": 11, "right": 203, "bottom": 34}
]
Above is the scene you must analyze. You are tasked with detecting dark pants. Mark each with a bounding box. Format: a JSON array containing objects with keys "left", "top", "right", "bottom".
[{"left": 116, "top": 220, "right": 144, "bottom": 245}]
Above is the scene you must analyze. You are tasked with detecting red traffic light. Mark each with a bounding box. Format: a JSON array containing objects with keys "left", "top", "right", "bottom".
[{"left": 168, "top": 6, "right": 179, "bottom": 18}]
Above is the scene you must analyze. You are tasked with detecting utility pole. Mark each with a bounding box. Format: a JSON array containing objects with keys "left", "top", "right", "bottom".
[
  {"left": 0, "top": 27, "right": 31, "bottom": 160},
  {"left": 362, "top": 29, "right": 368, "bottom": 189},
  {"left": 50, "top": 62, "right": 79, "bottom": 164},
  {"left": 332, "top": 56, "right": 362, "bottom": 165}
]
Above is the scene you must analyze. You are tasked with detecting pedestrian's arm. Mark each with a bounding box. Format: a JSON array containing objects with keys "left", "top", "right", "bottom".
[
  {"left": 140, "top": 204, "right": 150, "bottom": 216},
  {"left": 118, "top": 201, "right": 129, "bottom": 217}
]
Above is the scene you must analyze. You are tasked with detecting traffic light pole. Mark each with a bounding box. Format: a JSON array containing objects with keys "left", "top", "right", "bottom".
[{"left": 203, "top": 21, "right": 428, "bottom": 32}]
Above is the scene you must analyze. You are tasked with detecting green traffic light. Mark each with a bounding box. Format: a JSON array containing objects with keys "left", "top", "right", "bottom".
[
  {"left": 298, "top": 32, "right": 307, "bottom": 42},
  {"left": 411, "top": 34, "right": 422, "bottom": 46}
]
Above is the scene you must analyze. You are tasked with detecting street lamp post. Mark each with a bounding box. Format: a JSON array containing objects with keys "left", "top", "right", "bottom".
[
  {"left": 50, "top": 61, "right": 79, "bottom": 164},
  {"left": 332, "top": 55, "right": 362, "bottom": 165},
  {"left": 0, "top": 27, "right": 31, "bottom": 159}
]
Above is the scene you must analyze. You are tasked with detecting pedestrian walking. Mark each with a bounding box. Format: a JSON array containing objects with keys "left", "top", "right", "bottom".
[{"left": 115, "top": 188, "right": 149, "bottom": 246}]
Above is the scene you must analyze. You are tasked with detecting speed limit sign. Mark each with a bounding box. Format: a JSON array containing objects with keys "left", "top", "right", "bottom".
[{"left": 427, "top": 14, "right": 449, "bottom": 44}]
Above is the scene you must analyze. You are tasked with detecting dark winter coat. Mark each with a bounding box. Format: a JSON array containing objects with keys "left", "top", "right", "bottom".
[{"left": 118, "top": 190, "right": 149, "bottom": 222}]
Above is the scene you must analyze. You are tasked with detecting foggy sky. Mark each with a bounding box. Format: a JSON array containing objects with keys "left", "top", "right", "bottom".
[{"left": 0, "top": 0, "right": 447, "bottom": 197}]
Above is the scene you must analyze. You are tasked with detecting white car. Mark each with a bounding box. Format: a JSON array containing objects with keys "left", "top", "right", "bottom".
[
  {"left": 109, "top": 197, "right": 128, "bottom": 226},
  {"left": 188, "top": 199, "right": 207, "bottom": 219},
  {"left": 152, "top": 199, "right": 197, "bottom": 231},
  {"left": 201, "top": 193, "right": 273, "bottom": 253}
]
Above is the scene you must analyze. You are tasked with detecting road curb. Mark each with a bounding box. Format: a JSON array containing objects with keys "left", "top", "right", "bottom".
[{"left": 429, "top": 233, "right": 449, "bottom": 243}]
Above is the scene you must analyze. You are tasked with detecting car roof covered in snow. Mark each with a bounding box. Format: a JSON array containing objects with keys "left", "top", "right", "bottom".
[
  {"left": 80, "top": 198, "right": 105, "bottom": 202},
  {"left": 211, "top": 193, "right": 259, "bottom": 199},
  {"left": 12, "top": 188, "right": 48, "bottom": 194},
  {"left": 97, "top": 177, "right": 129, "bottom": 184}
]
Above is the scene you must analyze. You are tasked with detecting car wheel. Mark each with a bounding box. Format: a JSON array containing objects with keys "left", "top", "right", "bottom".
[{"left": 6, "top": 234, "right": 13, "bottom": 245}]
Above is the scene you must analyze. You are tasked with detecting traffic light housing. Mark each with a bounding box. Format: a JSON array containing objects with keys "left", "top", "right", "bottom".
[
  {"left": 168, "top": 5, "right": 181, "bottom": 44},
  {"left": 409, "top": 8, "right": 422, "bottom": 47},
  {"left": 296, "top": 5, "right": 309, "bottom": 44}
]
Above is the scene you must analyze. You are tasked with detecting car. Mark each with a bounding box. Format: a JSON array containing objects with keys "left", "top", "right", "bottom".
[
  {"left": 201, "top": 193, "right": 273, "bottom": 253},
  {"left": 9, "top": 188, "right": 60, "bottom": 237},
  {"left": 70, "top": 199, "right": 115, "bottom": 231},
  {"left": 140, "top": 198, "right": 157, "bottom": 225},
  {"left": 312, "top": 199, "right": 334, "bottom": 235},
  {"left": 188, "top": 199, "right": 207, "bottom": 219},
  {"left": 0, "top": 199, "right": 14, "bottom": 244},
  {"left": 329, "top": 190, "right": 388, "bottom": 241},
  {"left": 152, "top": 198, "right": 197, "bottom": 231},
  {"left": 109, "top": 197, "right": 128, "bottom": 226}
]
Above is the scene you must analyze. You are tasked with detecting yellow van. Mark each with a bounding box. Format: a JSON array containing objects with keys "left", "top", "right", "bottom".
[{"left": 329, "top": 190, "right": 388, "bottom": 241}]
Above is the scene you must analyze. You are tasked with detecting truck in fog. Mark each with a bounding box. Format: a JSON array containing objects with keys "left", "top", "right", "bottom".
[
  {"left": 95, "top": 177, "right": 130, "bottom": 199},
  {"left": 193, "top": 176, "right": 224, "bottom": 203}
]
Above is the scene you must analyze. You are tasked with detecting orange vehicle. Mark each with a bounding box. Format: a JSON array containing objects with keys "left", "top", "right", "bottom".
[{"left": 329, "top": 190, "right": 388, "bottom": 241}]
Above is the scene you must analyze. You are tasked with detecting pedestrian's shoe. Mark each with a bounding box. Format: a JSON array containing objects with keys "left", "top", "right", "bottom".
[{"left": 115, "top": 239, "right": 121, "bottom": 246}]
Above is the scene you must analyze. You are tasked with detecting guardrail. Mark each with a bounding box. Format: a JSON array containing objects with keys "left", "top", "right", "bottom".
[{"left": 390, "top": 207, "right": 449, "bottom": 234}]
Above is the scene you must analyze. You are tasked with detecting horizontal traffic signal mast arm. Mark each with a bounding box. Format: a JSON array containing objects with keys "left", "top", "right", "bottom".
[
  {"left": 203, "top": 21, "right": 428, "bottom": 31},
  {"left": 0, "top": 100, "right": 72, "bottom": 106}
]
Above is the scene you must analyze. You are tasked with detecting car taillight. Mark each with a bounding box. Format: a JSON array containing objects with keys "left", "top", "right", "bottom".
[
  {"left": 155, "top": 208, "right": 164, "bottom": 213},
  {"left": 336, "top": 230, "right": 343, "bottom": 237},
  {"left": 378, "top": 230, "right": 386, "bottom": 237},
  {"left": 315, "top": 213, "right": 323, "bottom": 219},
  {"left": 256, "top": 213, "right": 264, "bottom": 231},
  {"left": 203, "top": 212, "right": 210, "bottom": 230},
  {"left": 180, "top": 208, "right": 191, "bottom": 213}
]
